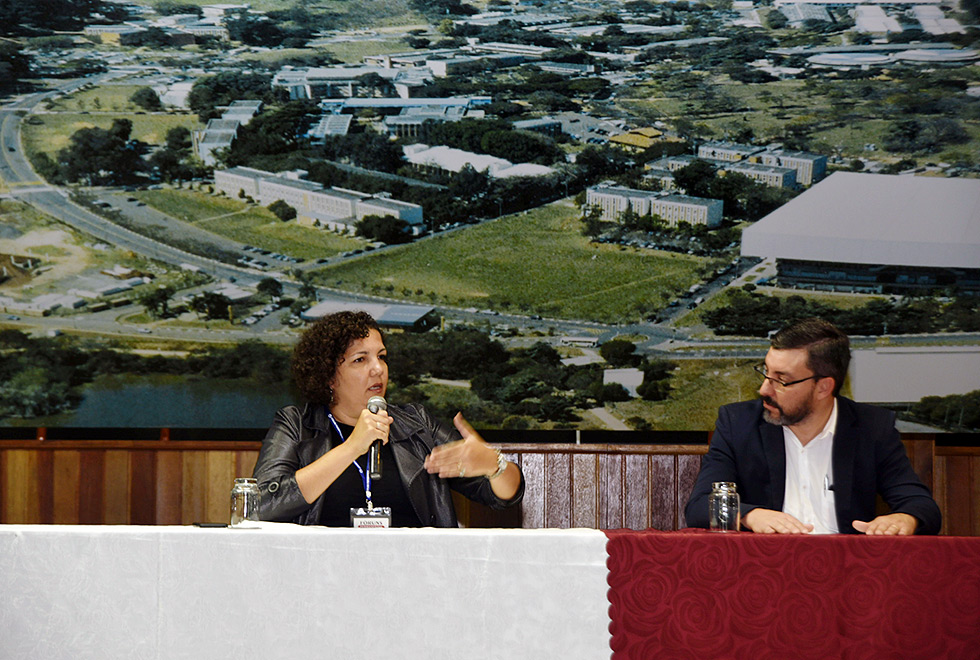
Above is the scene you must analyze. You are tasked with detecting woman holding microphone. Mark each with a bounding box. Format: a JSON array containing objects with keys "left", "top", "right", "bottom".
[{"left": 253, "top": 310, "right": 523, "bottom": 527}]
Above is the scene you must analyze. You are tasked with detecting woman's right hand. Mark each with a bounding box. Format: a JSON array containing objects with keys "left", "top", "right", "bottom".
[
  {"left": 345, "top": 408, "right": 393, "bottom": 457},
  {"left": 296, "top": 407, "right": 392, "bottom": 505}
]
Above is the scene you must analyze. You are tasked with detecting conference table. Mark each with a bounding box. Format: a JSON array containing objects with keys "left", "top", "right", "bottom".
[
  {"left": 2, "top": 525, "right": 978, "bottom": 659},
  {"left": 606, "top": 530, "right": 980, "bottom": 660},
  {"left": 0, "top": 523, "right": 610, "bottom": 659}
]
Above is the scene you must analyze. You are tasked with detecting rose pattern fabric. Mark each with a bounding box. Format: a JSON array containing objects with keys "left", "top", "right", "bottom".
[{"left": 606, "top": 530, "right": 980, "bottom": 660}]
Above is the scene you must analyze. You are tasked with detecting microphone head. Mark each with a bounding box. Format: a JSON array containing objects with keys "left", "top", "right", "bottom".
[{"left": 366, "top": 395, "right": 387, "bottom": 413}]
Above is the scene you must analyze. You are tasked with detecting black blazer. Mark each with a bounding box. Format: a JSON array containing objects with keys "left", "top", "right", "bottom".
[{"left": 684, "top": 397, "right": 941, "bottom": 534}]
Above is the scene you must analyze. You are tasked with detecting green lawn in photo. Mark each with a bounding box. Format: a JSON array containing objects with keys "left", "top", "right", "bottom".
[
  {"left": 154, "top": 0, "right": 417, "bottom": 16},
  {"left": 811, "top": 119, "right": 900, "bottom": 158},
  {"left": 675, "top": 286, "right": 887, "bottom": 331},
  {"left": 609, "top": 357, "right": 766, "bottom": 431},
  {"left": 620, "top": 74, "right": 980, "bottom": 163},
  {"left": 22, "top": 113, "right": 204, "bottom": 158},
  {"left": 316, "top": 37, "right": 421, "bottom": 64},
  {"left": 236, "top": 48, "right": 328, "bottom": 66},
  {"left": 316, "top": 202, "right": 720, "bottom": 323},
  {"left": 136, "top": 188, "right": 362, "bottom": 258},
  {"left": 611, "top": 353, "right": 856, "bottom": 432},
  {"left": 138, "top": 188, "right": 255, "bottom": 221},
  {"left": 44, "top": 84, "right": 153, "bottom": 113}
]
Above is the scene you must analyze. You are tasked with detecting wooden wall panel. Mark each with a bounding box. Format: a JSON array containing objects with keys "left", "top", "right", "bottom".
[
  {"left": 156, "top": 451, "right": 183, "bottom": 525},
  {"left": 52, "top": 450, "right": 81, "bottom": 524},
  {"left": 933, "top": 448, "right": 980, "bottom": 537},
  {"left": 544, "top": 453, "right": 571, "bottom": 528},
  {"left": 598, "top": 454, "right": 624, "bottom": 530},
  {"left": 103, "top": 451, "right": 131, "bottom": 524},
  {"left": 37, "top": 449, "right": 54, "bottom": 523},
  {"left": 235, "top": 451, "right": 259, "bottom": 481},
  {"left": 904, "top": 438, "right": 934, "bottom": 494},
  {"left": 519, "top": 452, "right": 545, "bottom": 529},
  {"left": 181, "top": 451, "right": 208, "bottom": 524},
  {"left": 0, "top": 437, "right": 976, "bottom": 535},
  {"left": 939, "top": 455, "right": 974, "bottom": 537},
  {"left": 676, "top": 454, "right": 703, "bottom": 530},
  {"left": 571, "top": 453, "right": 598, "bottom": 528},
  {"left": 0, "top": 448, "right": 4, "bottom": 524},
  {"left": 625, "top": 454, "right": 654, "bottom": 530},
  {"left": 205, "top": 452, "right": 235, "bottom": 524},
  {"left": 972, "top": 456, "right": 980, "bottom": 537},
  {"left": 649, "top": 455, "right": 676, "bottom": 531},
  {"left": 130, "top": 451, "right": 157, "bottom": 524},
  {"left": 933, "top": 453, "right": 948, "bottom": 535},
  {"left": 3, "top": 451, "right": 37, "bottom": 523},
  {"left": 78, "top": 451, "right": 106, "bottom": 524}
]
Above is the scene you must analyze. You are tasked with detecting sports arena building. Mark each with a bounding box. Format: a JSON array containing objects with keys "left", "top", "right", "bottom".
[{"left": 741, "top": 172, "right": 980, "bottom": 295}]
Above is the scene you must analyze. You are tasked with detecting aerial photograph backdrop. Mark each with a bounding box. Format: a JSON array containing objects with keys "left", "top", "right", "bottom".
[{"left": 0, "top": 0, "right": 978, "bottom": 432}]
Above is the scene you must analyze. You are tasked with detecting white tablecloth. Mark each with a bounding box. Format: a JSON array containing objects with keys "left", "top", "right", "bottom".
[{"left": 0, "top": 523, "right": 610, "bottom": 659}]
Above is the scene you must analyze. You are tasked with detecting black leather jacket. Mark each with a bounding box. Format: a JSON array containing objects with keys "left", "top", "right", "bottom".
[{"left": 252, "top": 402, "right": 524, "bottom": 527}]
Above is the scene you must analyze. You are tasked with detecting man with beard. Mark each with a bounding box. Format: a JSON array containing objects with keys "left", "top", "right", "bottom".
[{"left": 685, "top": 318, "right": 941, "bottom": 534}]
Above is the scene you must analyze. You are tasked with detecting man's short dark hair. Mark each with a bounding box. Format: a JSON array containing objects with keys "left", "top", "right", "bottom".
[{"left": 770, "top": 318, "right": 850, "bottom": 396}]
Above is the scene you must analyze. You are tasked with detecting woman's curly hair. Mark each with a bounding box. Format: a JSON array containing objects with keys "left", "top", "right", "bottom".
[{"left": 291, "top": 311, "right": 383, "bottom": 405}]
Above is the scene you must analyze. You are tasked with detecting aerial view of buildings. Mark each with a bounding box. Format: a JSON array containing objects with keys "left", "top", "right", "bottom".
[{"left": 0, "top": 0, "right": 978, "bottom": 431}]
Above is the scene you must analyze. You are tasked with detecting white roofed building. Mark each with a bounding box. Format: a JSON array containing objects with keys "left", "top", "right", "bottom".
[
  {"left": 221, "top": 100, "right": 262, "bottom": 124},
  {"left": 273, "top": 66, "right": 434, "bottom": 101},
  {"left": 402, "top": 144, "right": 554, "bottom": 179},
  {"left": 214, "top": 167, "right": 424, "bottom": 234},
  {"left": 724, "top": 161, "right": 797, "bottom": 188},
  {"left": 201, "top": 4, "right": 249, "bottom": 19},
  {"left": 83, "top": 24, "right": 146, "bottom": 44},
  {"left": 779, "top": 4, "right": 832, "bottom": 26},
  {"left": 494, "top": 163, "right": 556, "bottom": 178},
  {"left": 381, "top": 105, "right": 480, "bottom": 138},
  {"left": 854, "top": 5, "right": 903, "bottom": 34},
  {"left": 911, "top": 5, "right": 965, "bottom": 34},
  {"left": 191, "top": 102, "right": 260, "bottom": 166},
  {"left": 465, "top": 41, "right": 551, "bottom": 58},
  {"left": 741, "top": 172, "right": 980, "bottom": 294},
  {"left": 301, "top": 301, "right": 437, "bottom": 331},
  {"left": 752, "top": 149, "right": 827, "bottom": 186},
  {"left": 363, "top": 48, "right": 460, "bottom": 68},
  {"left": 697, "top": 141, "right": 764, "bottom": 162},
  {"left": 306, "top": 114, "right": 353, "bottom": 141},
  {"left": 586, "top": 185, "right": 723, "bottom": 228}
]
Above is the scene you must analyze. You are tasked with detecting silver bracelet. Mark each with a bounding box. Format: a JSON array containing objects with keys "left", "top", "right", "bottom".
[{"left": 489, "top": 447, "right": 507, "bottom": 480}]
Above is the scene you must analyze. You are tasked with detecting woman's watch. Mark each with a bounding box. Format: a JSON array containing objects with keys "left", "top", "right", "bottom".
[{"left": 489, "top": 447, "right": 507, "bottom": 480}]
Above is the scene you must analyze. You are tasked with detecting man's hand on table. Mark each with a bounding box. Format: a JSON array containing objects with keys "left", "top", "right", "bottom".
[
  {"left": 742, "top": 508, "right": 814, "bottom": 534},
  {"left": 852, "top": 513, "right": 918, "bottom": 535}
]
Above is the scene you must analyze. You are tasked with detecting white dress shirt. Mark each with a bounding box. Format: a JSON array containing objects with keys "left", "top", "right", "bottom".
[{"left": 782, "top": 399, "right": 839, "bottom": 534}]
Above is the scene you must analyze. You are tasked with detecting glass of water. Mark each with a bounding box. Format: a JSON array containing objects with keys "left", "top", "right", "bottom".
[{"left": 230, "top": 478, "right": 261, "bottom": 526}]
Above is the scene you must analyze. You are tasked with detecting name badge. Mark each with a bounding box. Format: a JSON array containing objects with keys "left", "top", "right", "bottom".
[{"left": 351, "top": 506, "right": 391, "bottom": 528}]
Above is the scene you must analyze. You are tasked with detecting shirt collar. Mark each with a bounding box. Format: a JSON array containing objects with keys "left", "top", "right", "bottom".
[
  {"left": 784, "top": 398, "right": 838, "bottom": 448},
  {"left": 813, "top": 398, "right": 838, "bottom": 444}
]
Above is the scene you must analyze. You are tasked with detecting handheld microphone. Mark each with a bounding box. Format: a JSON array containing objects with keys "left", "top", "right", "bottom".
[{"left": 366, "top": 395, "right": 386, "bottom": 480}]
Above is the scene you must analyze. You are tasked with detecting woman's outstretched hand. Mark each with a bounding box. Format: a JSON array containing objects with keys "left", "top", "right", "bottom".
[{"left": 424, "top": 413, "right": 499, "bottom": 478}]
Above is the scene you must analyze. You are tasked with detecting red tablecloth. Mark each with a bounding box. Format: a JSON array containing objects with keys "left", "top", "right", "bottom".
[{"left": 605, "top": 530, "right": 980, "bottom": 660}]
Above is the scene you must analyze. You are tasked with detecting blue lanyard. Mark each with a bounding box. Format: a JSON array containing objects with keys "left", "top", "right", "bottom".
[{"left": 327, "top": 412, "right": 373, "bottom": 507}]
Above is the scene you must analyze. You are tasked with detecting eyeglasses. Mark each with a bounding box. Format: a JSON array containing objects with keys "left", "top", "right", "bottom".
[{"left": 753, "top": 364, "right": 819, "bottom": 391}]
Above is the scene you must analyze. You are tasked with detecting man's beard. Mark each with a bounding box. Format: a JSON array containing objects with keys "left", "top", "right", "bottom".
[{"left": 762, "top": 395, "right": 812, "bottom": 427}]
